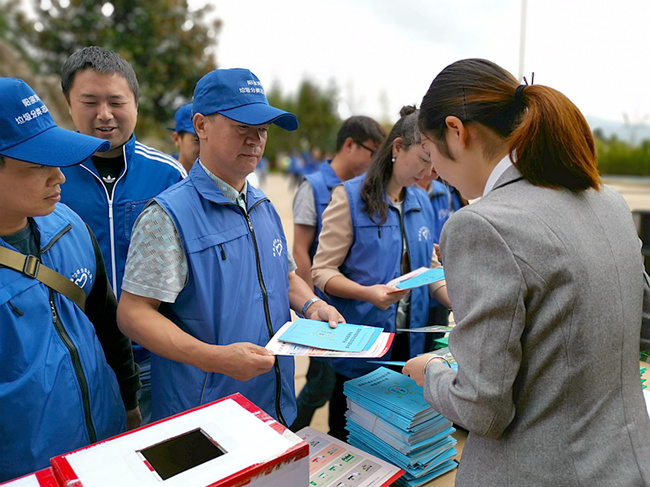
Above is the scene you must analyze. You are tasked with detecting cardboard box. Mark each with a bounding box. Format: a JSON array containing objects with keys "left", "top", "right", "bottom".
[
  {"left": 0, "top": 468, "right": 58, "bottom": 487},
  {"left": 50, "top": 393, "right": 309, "bottom": 486}
]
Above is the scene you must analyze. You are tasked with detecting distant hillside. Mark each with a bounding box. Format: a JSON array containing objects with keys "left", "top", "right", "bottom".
[{"left": 587, "top": 115, "right": 650, "bottom": 145}]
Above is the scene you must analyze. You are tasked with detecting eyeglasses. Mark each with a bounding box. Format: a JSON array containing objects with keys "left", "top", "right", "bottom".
[{"left": 355, "top": 141, "right": 376, "bottom": 157}]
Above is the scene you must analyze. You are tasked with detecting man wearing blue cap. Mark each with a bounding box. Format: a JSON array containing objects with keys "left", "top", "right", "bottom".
[
  {"left": 0, "top": 78, "right": 141, "bottom": 482},
  {"left": 170, "top": 103, "right": 200, "bottom": 173},
  {"left": 118, "top": 68, "right": 343, "bottom": 426}
]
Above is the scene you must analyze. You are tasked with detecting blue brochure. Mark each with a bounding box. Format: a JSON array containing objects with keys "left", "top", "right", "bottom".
[
  {"left": 387, "top": 267, "right": 445, "bottom": 290},
  {"left": 367, "top": 360, "right": 408, "bottom": 367},
  {"left": 277, "top": 318, "right": 383, "bottom": 352}
]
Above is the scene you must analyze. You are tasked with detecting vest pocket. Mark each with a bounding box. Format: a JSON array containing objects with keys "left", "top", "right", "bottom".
[
  {"left": 124, "top": 198, "right": 151, "bottom": 240},
  {"left": 183, "top": 223, "right": 249, "bottom": 254}
]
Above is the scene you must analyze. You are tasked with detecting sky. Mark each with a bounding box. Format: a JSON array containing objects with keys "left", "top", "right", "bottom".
[{"left": 194, "top": 0, "right": 650, "bottom": 129}]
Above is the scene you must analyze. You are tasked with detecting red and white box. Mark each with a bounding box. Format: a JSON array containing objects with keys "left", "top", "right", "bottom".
[
  {"left": 0, "top": 468, "right": 58, "bottom": 487},
  {"left": 50, "top": 393, "right": 309, "bottom": 487}
]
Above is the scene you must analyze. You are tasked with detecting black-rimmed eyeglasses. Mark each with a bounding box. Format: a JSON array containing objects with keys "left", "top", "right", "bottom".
[{"left": 356, "top": 141, "right": 376, "bottom": 157}]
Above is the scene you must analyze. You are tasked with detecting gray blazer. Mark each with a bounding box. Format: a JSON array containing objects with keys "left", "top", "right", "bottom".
[{"left": 425, "top": 166, "right": 650, "bottom": 486}]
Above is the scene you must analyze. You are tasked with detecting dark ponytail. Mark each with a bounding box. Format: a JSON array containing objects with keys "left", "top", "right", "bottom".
[{"left": 418, "top": 58, "right": 600, "bottom": 191}]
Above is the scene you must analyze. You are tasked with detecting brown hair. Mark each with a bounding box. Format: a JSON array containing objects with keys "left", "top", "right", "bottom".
[
  {"left": 361, "top": 105, "right": 420, "bottom": 225},
  {"left": 418, "top": 58, "right": 600, "bottom": 191}
]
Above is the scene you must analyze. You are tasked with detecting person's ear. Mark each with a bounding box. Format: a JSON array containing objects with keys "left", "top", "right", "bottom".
[
  {"left": 193, "top": 114, "right": 207, "bottom": 140},
  {"left": 444, "top": 116, "right": 467, "bottom": 148},
  {"left": 342, "top": 137, "right": 356, "bottom": 153},
  {"left": 391, "top": 137, "right": 404, "bottom": 157}
]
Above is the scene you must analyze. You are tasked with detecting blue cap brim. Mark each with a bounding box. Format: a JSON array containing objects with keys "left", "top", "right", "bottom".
[
  {"left": 219, "top": 103, "right": 298, "bottom": 131},
  {"left": 1, "top": 125, "right": 111, "bottom": 167},
  {"left": 167, "top": 126, "right": 196, "bottom": 134}
]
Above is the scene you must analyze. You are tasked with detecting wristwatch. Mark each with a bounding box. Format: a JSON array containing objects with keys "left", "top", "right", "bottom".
[{"left": 301, "top": 297, "right": 322, "bottom": 317}]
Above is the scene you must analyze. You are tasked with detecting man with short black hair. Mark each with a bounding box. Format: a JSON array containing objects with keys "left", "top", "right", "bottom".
[
  {"left": 59, "top": 46, "right": 187, "bottom": 424},
  {"left": 117, "top": 68, "right": 343, "bottom": 426},
  {"left": 0, "top": 77, "right": 140, "bottom": 482},
  {"left": 60, "top": 45, "right": 186, "bottom": 298},
  {"left": 290, "top": 115, "right": 386, "bottom": 431},
  {"left": 293, "top": 116, "right": 386, "bottom": 290}
]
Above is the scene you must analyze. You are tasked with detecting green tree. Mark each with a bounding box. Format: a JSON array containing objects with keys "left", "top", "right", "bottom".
[
  {"left": 264, "top": 78, "right": 341, "bottom": 167},
  {"left": 2, "top": 0, "right": 220, "bottom": 136}
]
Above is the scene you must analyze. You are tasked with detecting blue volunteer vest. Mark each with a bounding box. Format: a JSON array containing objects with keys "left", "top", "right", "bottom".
[
  {"left": 304, "top": 161, "right": 342, "bottom": 259},
  {"left": 327, "top": 175, "right": 435, "bottom": 378},
  {"left": 428, "top": 180, "right": 453, "bottom": 243},
  {"left": 153, "top": 163, "right": 296, "bottom": 425},
  {"left": 0, "top": 205, "right": 125, "bottom": 482}
]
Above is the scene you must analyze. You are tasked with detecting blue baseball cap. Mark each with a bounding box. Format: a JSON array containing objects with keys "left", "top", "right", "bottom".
[
  {"left": 169, "top": 103, "right": 196, "bottom": 134},
  {"left": 0, "top": 78, "right": 111, "bottom": 167},
  {"left": 192, "top": 68, "right": 298, "bottom": 131}
]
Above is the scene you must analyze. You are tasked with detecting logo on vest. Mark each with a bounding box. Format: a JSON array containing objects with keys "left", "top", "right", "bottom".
[
  {"left": 272, "top": 238, "right": 283, "bottom": 257},
  {"left": 71, "top": 267, "right": 93, "bottom": 290},
  {"left": 418, "top": 226, "right": 431, "bottom": 241}
]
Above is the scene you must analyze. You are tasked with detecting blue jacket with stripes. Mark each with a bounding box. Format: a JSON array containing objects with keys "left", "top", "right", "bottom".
[{"left": 61, "top": 134, "right": 186, "bottom": 297}]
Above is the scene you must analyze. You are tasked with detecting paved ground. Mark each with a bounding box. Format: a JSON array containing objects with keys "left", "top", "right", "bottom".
[{"left": 259, "top": 172, "right": 650, "bottom": 433}]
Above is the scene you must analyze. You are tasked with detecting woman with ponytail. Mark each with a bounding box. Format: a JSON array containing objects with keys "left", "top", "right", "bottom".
[
  {"left": 403, "top": 58, "right": 650, "bottom": 485},
  {"left": 312, "top": 106, "right": 451, "bottom": 440}
]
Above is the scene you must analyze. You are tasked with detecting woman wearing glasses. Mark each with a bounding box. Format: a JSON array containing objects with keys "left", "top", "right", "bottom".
[
  {"left": 403, "top": 58, "right": 650, "bottom": 486},
  {"left": 311, "top": 106, "right": 451, "bottom": 440}
]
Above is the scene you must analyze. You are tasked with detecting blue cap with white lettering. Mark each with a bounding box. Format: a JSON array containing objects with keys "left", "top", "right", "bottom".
[
  {"left": 0, "top": 77, "right": 111, "bottom": 166},
  {"left": 192, "top": 68, "right": 298, "bottom": 131}
]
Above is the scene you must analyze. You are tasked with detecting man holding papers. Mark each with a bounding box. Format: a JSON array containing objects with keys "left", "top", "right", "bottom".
[{"left": 117, "top": 69, "right": 343, "bottom": 428}]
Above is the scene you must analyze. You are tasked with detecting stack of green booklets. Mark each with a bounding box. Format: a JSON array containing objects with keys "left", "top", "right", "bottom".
[{"left": 343, "top": 367, "right": 458, "bottom": 486}]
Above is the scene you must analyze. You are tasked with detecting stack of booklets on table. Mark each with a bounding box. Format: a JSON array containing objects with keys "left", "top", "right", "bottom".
[{"left": 343, "top": 367, "right": 458, "bottom": 486}]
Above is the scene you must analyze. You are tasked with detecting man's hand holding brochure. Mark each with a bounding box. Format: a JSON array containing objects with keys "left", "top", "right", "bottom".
[{"left": 266, "top": 318, "right": 394, "bottom": 358}]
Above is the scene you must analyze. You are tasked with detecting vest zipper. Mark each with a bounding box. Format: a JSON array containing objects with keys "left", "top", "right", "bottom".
[
  {"left": 49, "top": 289, "right": 97, "bottom": 443},
  {"left": 240, "top": 204, "right": 287, "bottom": 427},
  {"left": 218, "top": 244, "right": 226, "bottom": 260},
  {"left": 8, "top": 300, "right": 24, "bottom": 316}
]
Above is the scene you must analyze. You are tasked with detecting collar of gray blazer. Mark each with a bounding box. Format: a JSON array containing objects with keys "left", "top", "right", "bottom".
[{"left": 492, "top": 164, "right": 524, "bottom": 192}]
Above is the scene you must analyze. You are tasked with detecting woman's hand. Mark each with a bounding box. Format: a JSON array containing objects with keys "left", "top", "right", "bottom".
[
  {"left": 363, "top": 284, "right": 409, "bottom": 310},
  {"left": 403, "top": 354, "right": 437, "bottom": 386}
]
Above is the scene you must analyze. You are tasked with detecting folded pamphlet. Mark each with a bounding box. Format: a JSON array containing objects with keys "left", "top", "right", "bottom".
[
  {"left": 275, "top": 318, "right": 382, "bottom": 352},
  {"left": 386, "top": 267, "right": 445, "bottom": 290},
  {"left": 266, "top": 321, "right": 394, "bottom": 358}
]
